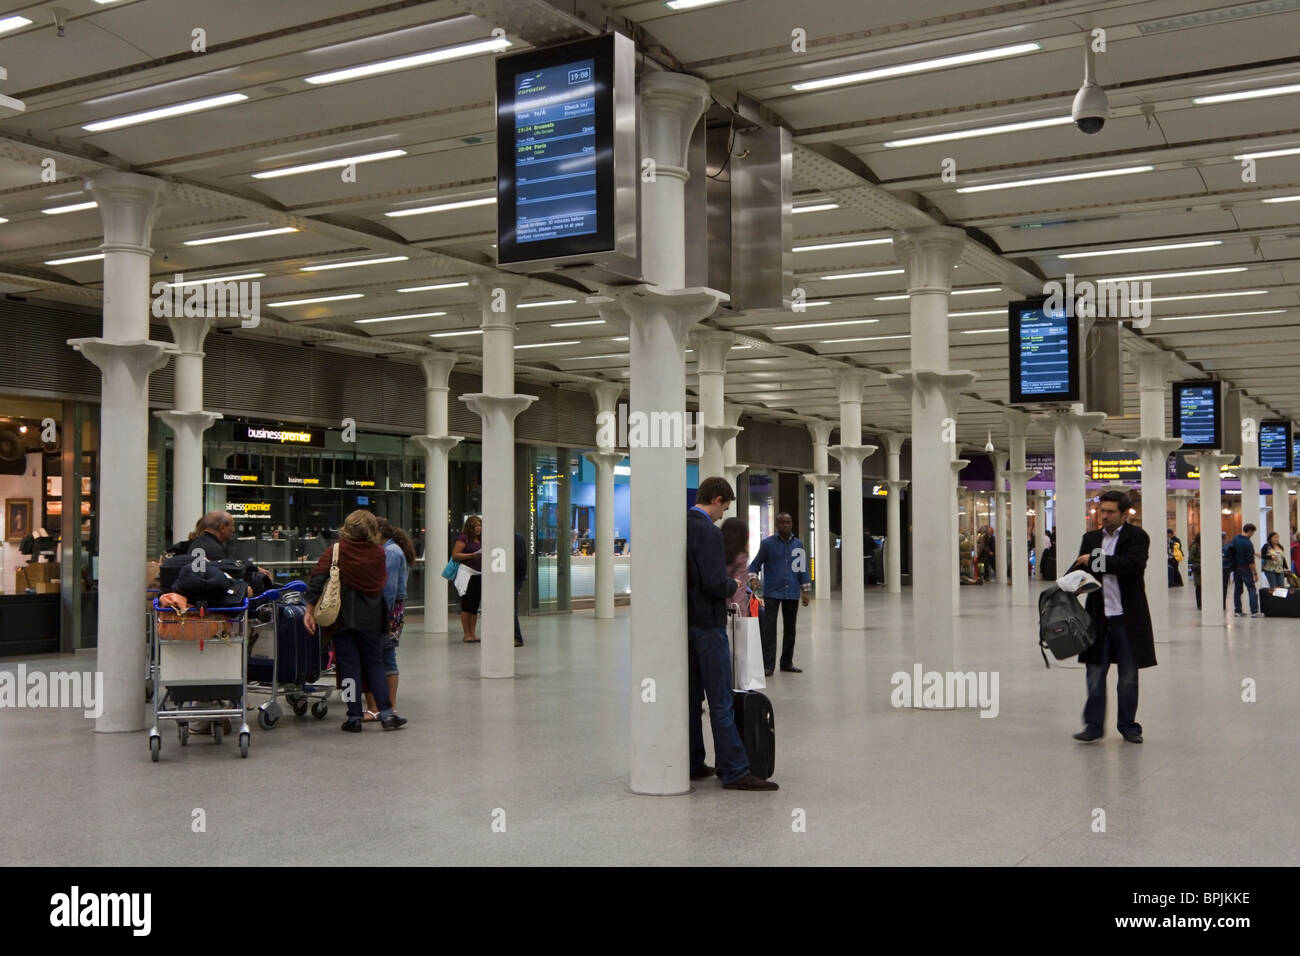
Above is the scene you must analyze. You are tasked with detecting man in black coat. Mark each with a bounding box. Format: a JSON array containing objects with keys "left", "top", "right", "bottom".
[
  {"left": 514, "top": 531, "right": 527, "bottom": 647},
  {"left": 686, "top": 476, "right": 777, "bottom": 791},
  {"left": 1068, "top": 490, "right": 1156, "bottom": 744}
]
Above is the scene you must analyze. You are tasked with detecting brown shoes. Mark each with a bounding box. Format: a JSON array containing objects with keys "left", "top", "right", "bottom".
[{"left": 723, "top": 773, "right": 779, "bottom": 791}]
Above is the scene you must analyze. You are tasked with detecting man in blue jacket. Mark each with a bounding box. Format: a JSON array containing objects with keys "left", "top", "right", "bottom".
[
  {"left": 1229, "top": 523, "right": 1262, "bottom": 617},
  {"left": 747, "top": 512, "right": 811, "bottom": 675},
  {"left": 687, "top": 476, "right": 778, "bottom": 791}
]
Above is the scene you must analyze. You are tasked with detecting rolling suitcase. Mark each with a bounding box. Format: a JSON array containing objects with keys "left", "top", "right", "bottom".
[
  {"left": 249, "top": 604, "right": 320, "bottom": 685},
  {"left": 729, "top": 608, "right": 775, "bottom": 779}
]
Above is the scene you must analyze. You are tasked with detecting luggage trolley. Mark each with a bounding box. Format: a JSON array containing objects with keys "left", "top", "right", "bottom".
[
  {"left": 246, "top": 581, "right": 332, "bottom": 729},
  {"left": 148, "top": 599, "right": 251, "bottom": 761}
]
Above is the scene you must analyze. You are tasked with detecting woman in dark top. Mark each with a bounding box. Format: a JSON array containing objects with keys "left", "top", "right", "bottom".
[
  {"left": 452, "top": 515, "right": 483, "bottom": 643},
  {"left": 1261, "top": 531, "right": 1287, "bottom": 588},
  {"left": 304, "top": 510, "right": 406, "bottom": 732}
]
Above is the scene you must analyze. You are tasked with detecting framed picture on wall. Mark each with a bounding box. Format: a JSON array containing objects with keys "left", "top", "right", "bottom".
[{"left": 6, "top": 498, "right": 33, "bottom": 541}]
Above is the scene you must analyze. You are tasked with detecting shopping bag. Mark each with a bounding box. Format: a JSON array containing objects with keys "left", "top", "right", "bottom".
[
  {"left": 440, "top": 559, "right": 459, "bottom": 581},
  {"left": 730, "top": 614, "right": 766, "bottom": 692},
  {"left": 453, "top": 562, "right": 478, "bottom": 597}
]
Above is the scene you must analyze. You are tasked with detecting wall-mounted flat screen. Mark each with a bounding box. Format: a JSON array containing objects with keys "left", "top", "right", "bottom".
[
  {"left": 496, "top": 33, "right": 638, "bottom": 277},
  {"left": 1259, "top": 420, "right": 1293, "bottom": 472},
  {"left": 1172, "top": 380, "right": 1223, "bottom": 450},
  {"left": 1008, "top": 297, "right": 1080, "bottom": 404},
  {"left": 1089, "top": 453, "right": 1144, "bottom": 482}
]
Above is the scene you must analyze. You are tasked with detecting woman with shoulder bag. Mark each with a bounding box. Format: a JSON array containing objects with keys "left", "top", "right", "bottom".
[
  {"left": 452, "top": 515, "right": 484, "bottom": 643},
  {"left": 304, "top": 510, "right": 406, "bottom": 732},
  {"left": 1262, "top": 531, "right": 1287, "bottom": 589}
]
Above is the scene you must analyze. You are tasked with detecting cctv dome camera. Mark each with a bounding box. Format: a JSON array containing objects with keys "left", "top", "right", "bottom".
[{"left": 1072, "top": 41, "right": 1109, "bottom": 134}]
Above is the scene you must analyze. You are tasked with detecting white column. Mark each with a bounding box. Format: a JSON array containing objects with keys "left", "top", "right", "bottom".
[
  {"left": 1173, "top": 489, "right": 1193, "bottom": 586},
  {"left": 1239, "top": 403, "right": 1267, "bottom": 551},
  {"left": 586, "top": 380, "right": 624, "bottom": 620},
  {"left": 626, "top": 64, "right": 717, "bottom": 797},
  {"left": 68, "top": 172, "right": 176, "bottom": 733},
  {"left": 414, "top": 353, "right": 460, "bottom": 635},
  {"left": 992, "top": 454, "right": 1009, "bottom": 586},
  {"left": 460, "top": 277, "right": 537, "bottom": 678},
  {"left": 1191, "top": 452, "right": 1235, "bottom": 627},
  {"left": 155, "top": 316, "right": 221, "bottom": 541},
  {"left": 1048, "top": 407, "right": 1107, "bottom": 571},
  {"left": 1123, "top": 353, "right": 1181, "bottom": 646},
  {"left": 693, "top": 330, "right": 734, "bottom": 482},
  {"left": 880, "top": 431, "right": 908, "bottom": 594},
  {"left": 803, "top": 420, "right": 836, "bottom": 602},
  {"left": 722, "top": 402, "right": 745, "bottom": 518},
  {"left": 828, "top": 369, "right": 872, "bottom": 631},
  {"left": 1272, "top": 476, "right": 1293, "bottom": 579},
  {"left": 1007, "top": 412, "right": 1033, "bottom": 606}
]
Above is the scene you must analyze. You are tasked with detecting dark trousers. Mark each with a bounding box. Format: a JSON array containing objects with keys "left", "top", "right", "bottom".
[
  {"left": 514, "top": 580, "right": 524, "bottom": 644},
  {"left": 1082, "top": 615, "right": 1140, "bottom": 736},
  {"left": 333, "top": 629, "right": 391, "bottom": 720},
  {"left": 1193, "top": 568, "right": 1231, "bottom": 610},
  {"left": 687, "top": 626, "right": 749, "bottom": 784},
  {"left": 759, "top": 599, "right": 800, "bottom": 670},
  {"left": 1232, "top": 566, "right": 1259, "bottom": 614}
]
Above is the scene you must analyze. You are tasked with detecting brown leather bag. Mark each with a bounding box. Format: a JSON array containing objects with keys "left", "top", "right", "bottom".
[{"left": 156, "top": 608, "right": 230, "bottom": 646}]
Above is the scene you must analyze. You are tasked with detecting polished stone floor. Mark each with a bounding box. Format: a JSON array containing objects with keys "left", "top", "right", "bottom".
[{"left": 2, "top": 580, "right": 1296, "bottom": 866}]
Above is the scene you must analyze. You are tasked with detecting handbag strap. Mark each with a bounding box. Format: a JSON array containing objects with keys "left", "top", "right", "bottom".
[{"left": 330, "top": 542, "right": 339, "bottom": 570}]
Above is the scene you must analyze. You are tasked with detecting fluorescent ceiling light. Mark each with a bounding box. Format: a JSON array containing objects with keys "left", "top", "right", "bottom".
[
  {"left": 819, "top": 269, "right": 904, "bottom": 280},
  {"left": 306, "top": 37, "right": 512, "bottom": 85},
  {"left": 960, "top": 327, "right": 1007, "bottom": 334},
  {"left": 0, "top": 16, "right": 32, "bottom": 35},
  {"left": 794, "top": 238, "right": 891, "bottom": 252},
  {"left": 301, "top": 256, "right": 409, "bottom": 272},
  {"left": 820, "top": 334, "right": 911, "bottom": 344},
  {"left": 0, "top": 218, "right": 8, "bottom": 224},
  {"left": 1059, "top": 240, "right": 1222, "bottom": 259},
  {"left": 1234, "top": 146, "right": 1300, "bottom": 161},
  {"left": 398, "top": 281, "right": 470, "bottom": 292},
  {"left": 793, "top": 42, "right": 1040, "bottom": 92},
  {"left": 42, "top": 201, "right": 97, "bottom": 215},
  {"left": 252, "top": 149, "right": 408, "bottom": 179},
  {"left": 793, "top": 203, "right": 840, "bottom": 213},
  {"left": 1263, "top": 195, "right": 1300, "bottom": 204},
  {"left": 731, "top": 345, "right": 752, "bottom": 350},
  {"left": 45, "top": 253, "right": 104, "bottom": 265},
  {"left": 611, "top": 336, "right": 629, "bottom": 342},
  {"left": 268, "top": 294, "right": 364, "bottom": 307},
  {"left": 551, "top": 319, "right": 605, "bottom": 327},
  {"left": 354, "top": 312, "right": 447, "bottom": 324},
  {"left": 184, "top": 227, "right": 298, "bottom": 246},
  {"left": 1194, "top": 83, "right": 1300, "bottom": 105},
  {"left": 429, "top": 329, "right": 483, "bottom": 338},
  {"left": 164, "top": 272, "right": 266, "bottom": 287},
  {"left": 83, "top": 92, "right": 249, "bottom": 132},
  {"left": 956, "top": 165, "right": 1152, "bottom": 194},
  {"left": 1157, "top": 309, "right": 1286, "bottom": 321},
  {"left": 666, "top": 0, "right": 731, "bottom": 9},
  {"left": 1135, "top": 291, "right": 1269, "bottom": 304},
  {"left": 772, "top": 318, "right": 879, "bottom": 331},
  {"left": 570, "top": 353, "right": 629, "bottom": 360},
  {"left": 514, "top": 340, "right": 581, "bottom": 350},
  {"left": 884, "top": 116, "right": 1072, "bottom": 148},
  {"left": 385, "top": 196, "right": 496, "bottom": 217},
  {"left": 518, "top": 299, "right": 577, "bottom": 309},
  {"left": 948, "top": 309, "right": 1005, "bottom": 317},
  {"left": 876, "top": 286, "right": 1001, "bottom": 301},
  {"left": 1098, "top": 267, "right": 1248, "bottom": 282},
  {"left": 803, "top": 301, "right": 832, "bottom": 307}
]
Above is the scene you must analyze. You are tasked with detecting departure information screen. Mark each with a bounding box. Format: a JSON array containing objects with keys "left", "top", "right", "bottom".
[
  {"left": 1259, "top": 421, "right": 1292, "bottom": 471},
  {"left": 1010, "top": 302, "right": 1076, "bottom": 402},
  {"left": 1175, "top": 383, "right": 1220, "bottom": 449},
  {"left": 512, "top": 59, "right": 598, "bottom": 244}
]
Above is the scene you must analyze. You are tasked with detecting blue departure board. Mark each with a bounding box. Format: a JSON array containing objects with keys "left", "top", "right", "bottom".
[
  {"left": 513, "top": 60, "right": 598, "bottom": 244},
  {"left": 1259, "top": 421, "right": 1292, "bottom": 471},
  {"left": 1008, "top": 299, "right": 1079, "bottom": 403},
  {"left": 1173, "top": 381, "right": 1222, "bottom": 450}
]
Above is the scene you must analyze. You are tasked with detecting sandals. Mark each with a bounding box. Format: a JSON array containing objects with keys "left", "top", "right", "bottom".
[
  {"left": 462, "top": 636, "right": 480, "bottom": 643},
  {"left": 363, "top": 710, "right": 379, "bottom": 722}
]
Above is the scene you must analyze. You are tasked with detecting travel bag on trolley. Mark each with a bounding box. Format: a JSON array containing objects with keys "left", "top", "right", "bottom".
[
  {"left": 148, "top": 593, "right": 251, "bottom": 761},
  {"left": 246, "top": 581, "right": 332, "bottom": 729}
]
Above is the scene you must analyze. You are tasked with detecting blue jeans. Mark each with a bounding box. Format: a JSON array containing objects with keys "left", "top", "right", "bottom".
[
  {"left": 1233, "top": 566, "right": 1259, "bottom": 613},
  {"left": 1264, "top": 570, "right": 1283, "bottom": 589},
  {"left": 333, "top": 629, "right": 392, "bottom": 720},
  {"left": 1082, "top": 615, "right": 1140, "bottom": 736},
  {"left": 688, "top": 626, "right": 750, "bottom": 784}
]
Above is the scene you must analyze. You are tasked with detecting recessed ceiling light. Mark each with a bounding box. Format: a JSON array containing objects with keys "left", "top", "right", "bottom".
[
  {"left": 793, "top": 42, "right": 1041, "bottom": 92},
  {"left": 1059, "top": 240, "right": 1222, "bottom": 259},
  {"left": 793, "top": 203, "right": 840, "bottom": 213},
  {"left": 301, "top": 256, "right": 409, "bottom": 272},
  {"left": 0, "top": 16, "right": 34, "bottom": 35},
  {"left": 514, "top": 340, "right": 581, "bottom": 350},
  {"left": 164, "top": 272, "right": 266, "bottom": 287},
  {"left": 1194, "top": 83, "right": 1300, "bottom": 105},
  {"left": 551, "top": 319, "right": 605, "bottom": 327},
  {"left": 385, "top": 196, "right": 496, "bottom": 217},
  {"left": 252, "top": 150, "right": 408, "bottom": 179},
  {"left": 45, "top": 253, "right": 104, "bottom": 265},
  {"left": 305, "top": 37, "right": 512, "bottom": 85},
  {"left": 1098, "top": 267, "right": 1248, "bottom": 282},
  {"left": 83, "top": 92, "right": 249, "bottom": 132},
  {"left": 819, "top": 269, "right": 904, "bottom": 280},
  {"left": 518, "top": 299, "right": 577, "bottom": 309},
  {"left": 772, "top": 318, "right": 880, "bottom": 331},
  {"left": 955, "top": 166, "right": 1153, "bottom": 193},
  {"left": 267, "top": 294, "right": 365, "bottom": 307},
  {"left": 794, "top": 238, "right": 892, "bottom": 252},
  {"left": 184, "top": 227, "right": 298, "bottom": 246},
  {"left": 1157, "top": 309, "right": 1286, "bottom": 321},
  {"left": 398, "top": 281, "right": 470, "bottom": 292},
  {"left": 42, "top": 201, "right": 98, "bottom": 215},
  {"left": 820, "top": 334, "right": 911, "bottom": 343},
  {"left": 883, "top": 116, "right": 1072, "bottom": 148},
  {"left": 429, "top": 329, "right": 483, "bottom": 338},
  {"left": 354, "top": 312, "right": 447, "bottom": 324}
]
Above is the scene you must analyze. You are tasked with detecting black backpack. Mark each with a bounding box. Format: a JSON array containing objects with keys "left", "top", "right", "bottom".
[
  {"left": 1037, "top": 585, "right": 1095, "bottom": 667},
  {"left": 174, "top": 561, "right": 249, "bottom": 607}
]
